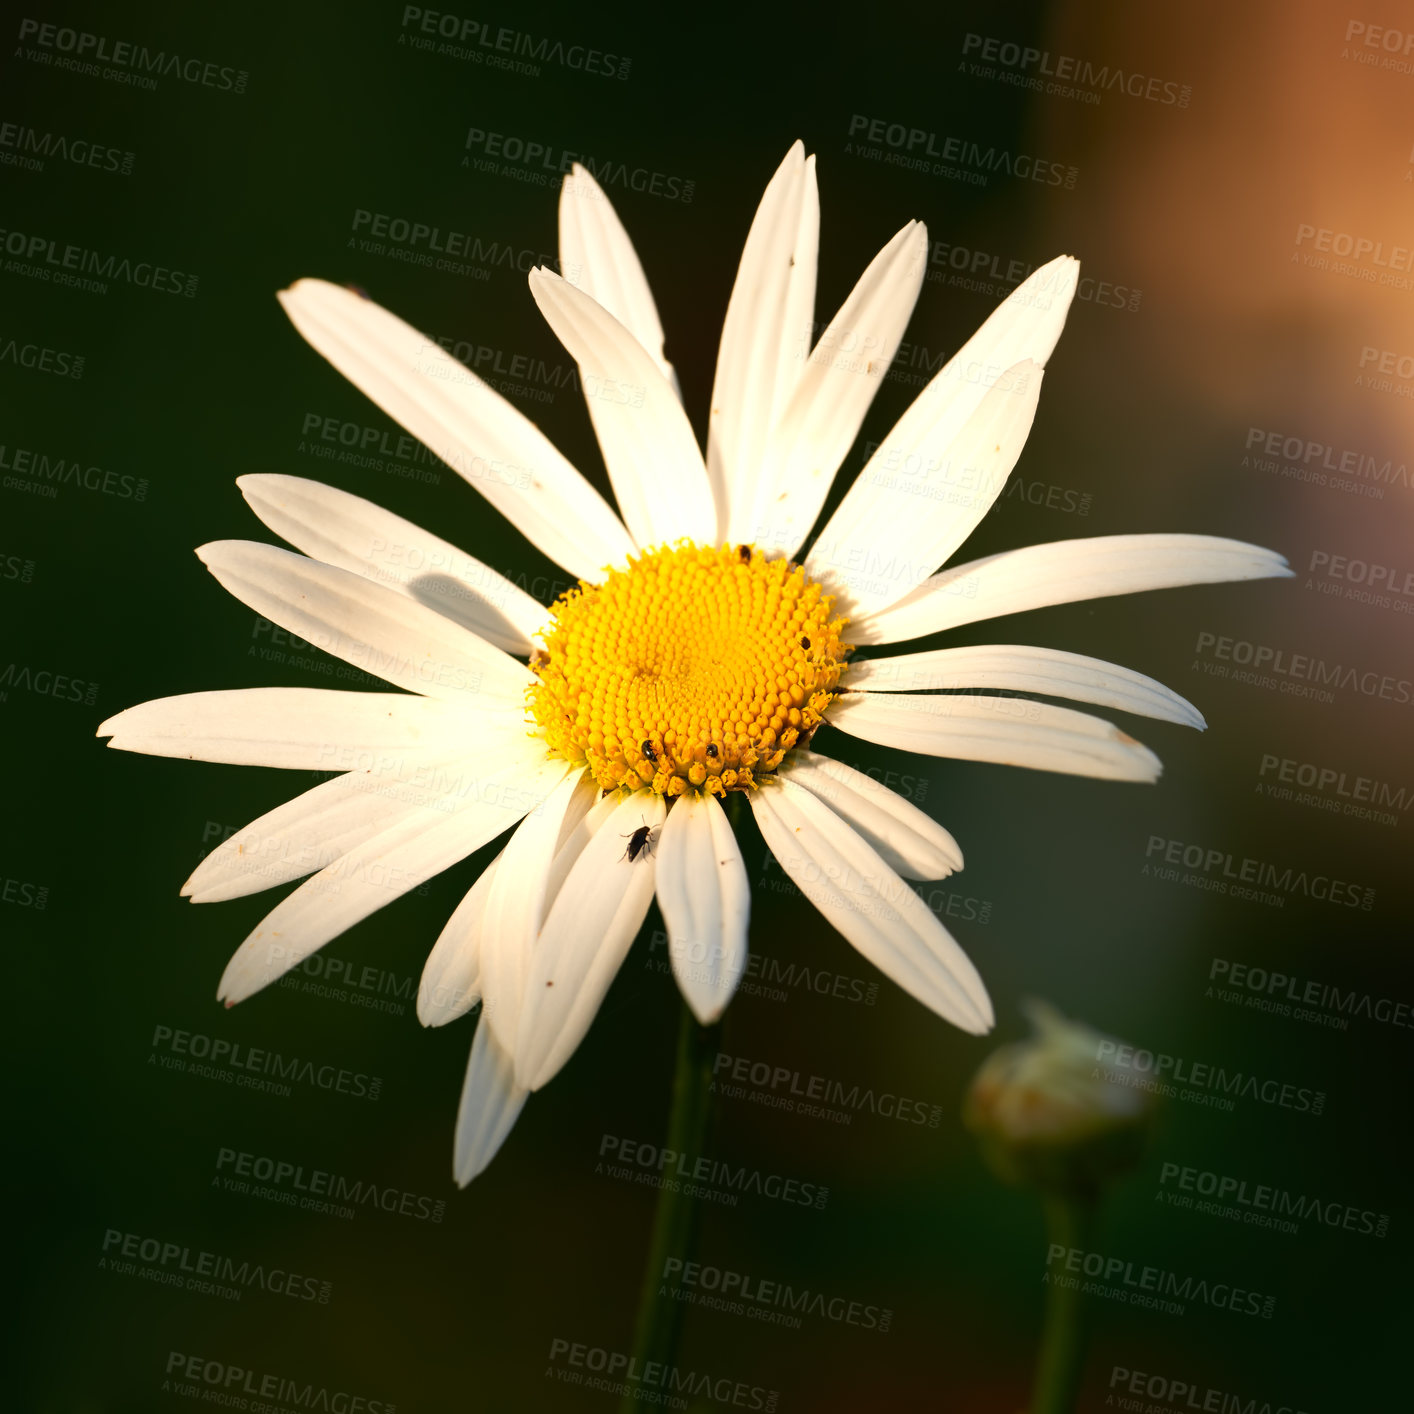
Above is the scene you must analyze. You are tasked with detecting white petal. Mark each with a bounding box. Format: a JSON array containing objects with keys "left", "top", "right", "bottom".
[
  {"left": 442, "top": 780, "right": 604, "bottom": 1181},
  {"left": 216, "top": 750, "right": 570, "bottom": 1005},
  {"left": 418, "top": 855, "right": 500, "bottom": 1026},
  {"left": 197, "top": 540, "right": 531, "bottom": 704},
  {"left": 238, "top": 475, "right": 546, "bottom": 655},
  {"left": 98, "top": 688, "right": 480, "bottom": 769},
  {"left": 813, "top": 257, "right": 1076, "bottom": 579},
  {"left": 277, "top": 278, "right": 633, "bottom": 580},
  {"left": 847, "top": 645, "right": 1205, "bottom": 728},
  {"left": 515, "top": 792, "right": 666, "bottom": 1090},
  {"left": 654, "top": 792, "right": 750, "bottom": 1024},
  {"left": 551, "top": 769, "right": 604, "bottom": 855},
  {"left": 825, "top": 692, "right": 1162, "bottom": 782},
  {"left": 751, "top": 778, "right": 991, "bottom": 1033},
  {"left": 805, "top": 359, "right": 1043, "bottom": 616},
  {"left": 479, "top": 768, "right": 592, "bottom": 1053},
  {"left": 855, "top": 534, "right": 1294, "bottom": 645},
  {"left": 559, "top": 164, "right": 678, "bottom": 395},
  {"left": 782, "top": 750, "right": 963, "bottom": 881},
  {"left": 183, "top": 744, "right": 515, "bottom": 903},
  {"left": 528, "top": 268, "right": 715, "bottom": 549},
  {"left": 749, "top": 219, "right": 928, "bottom": 555},
  {"left": 709, "top": 142, "right": 820, "bottom": 542},
  {"left": 453, "top": 1019, "right": 527, "bottom": 1186},
  {"left": 541, "top": 787, "right": 624, "bottom": 909}
]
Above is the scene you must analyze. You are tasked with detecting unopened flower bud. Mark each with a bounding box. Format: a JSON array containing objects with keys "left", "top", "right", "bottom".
[{"left": 964, "top": 1000, "right": 1154, "bottom": 1196}]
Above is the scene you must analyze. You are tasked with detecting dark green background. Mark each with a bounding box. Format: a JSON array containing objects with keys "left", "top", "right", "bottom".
[{"left": 6, "top": 1, "right": 1410, "bottom": 1409}]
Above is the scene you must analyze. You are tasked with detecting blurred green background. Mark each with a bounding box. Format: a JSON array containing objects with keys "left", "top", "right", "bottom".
[{"left": 6, "top": 0, "right": 1410, "bottom": 1408}]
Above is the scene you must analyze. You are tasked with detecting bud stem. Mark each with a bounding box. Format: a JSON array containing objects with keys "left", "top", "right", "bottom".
[
  {"left": 1031, "top": 1193, "right": 1097, "bottom": 1414},
  {"left": 618, "top": 999, "right": 720, "bottom": 1412}
]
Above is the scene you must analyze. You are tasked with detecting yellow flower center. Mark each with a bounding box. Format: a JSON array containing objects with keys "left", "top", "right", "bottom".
[{"left": 528, "top": 543, "right": 849, "bottom": 796}]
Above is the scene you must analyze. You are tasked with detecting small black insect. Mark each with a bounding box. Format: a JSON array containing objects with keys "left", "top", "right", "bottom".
[
  {"left": 705, "top": 743, "right": 719, "bottom": 760},
  {"left": 620, "top": 818, "right": 659, "bottom": 863},
  {"left": 800, "top": 636, "right": 811, "bottom": 650},
  {"left": 737, "top": 544, "right": 751, "bottom": 563},
  {"left": 641, "top": 739, "right": 658, "bottom": 762}
]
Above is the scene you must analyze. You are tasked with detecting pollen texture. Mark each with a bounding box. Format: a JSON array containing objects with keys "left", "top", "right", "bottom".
[{"left": 529, "top": 544, "right": 849, "bottom": 796}]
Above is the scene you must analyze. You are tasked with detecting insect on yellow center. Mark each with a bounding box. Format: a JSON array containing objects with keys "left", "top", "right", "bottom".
[{"left": 528, "top": 543, "right": 849, "bottom": 796}]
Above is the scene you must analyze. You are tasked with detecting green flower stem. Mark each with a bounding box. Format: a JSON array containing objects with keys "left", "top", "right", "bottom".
[
  {"left": 619, "top": 1000, "right": 720, "bottom": 1412},
  {"left": 1030, "top": 1193, "right": 1097, "bottom": 1414}
]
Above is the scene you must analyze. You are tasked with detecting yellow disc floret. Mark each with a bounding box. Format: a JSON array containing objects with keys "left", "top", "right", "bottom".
[{"left": 528, "top": 543, "right": 849, "bottom": 795}]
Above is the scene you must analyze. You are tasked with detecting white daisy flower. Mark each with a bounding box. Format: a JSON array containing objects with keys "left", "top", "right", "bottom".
[{"left": 98, "top": 142, "right": 1290, "bottom": 1185}]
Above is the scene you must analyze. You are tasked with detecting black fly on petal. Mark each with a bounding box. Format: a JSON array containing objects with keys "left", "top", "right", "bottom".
[{"left": 620, "top": 818, "right": 659, "bottom": 863}]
